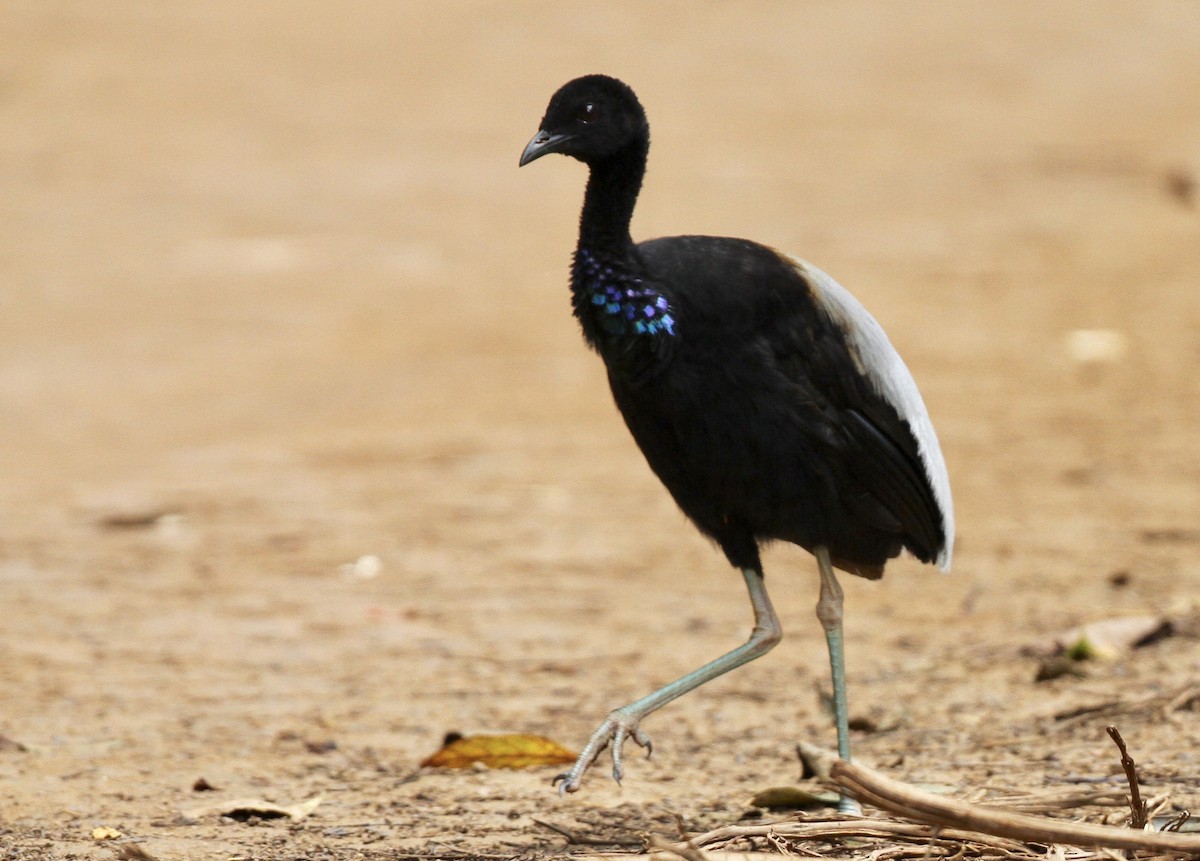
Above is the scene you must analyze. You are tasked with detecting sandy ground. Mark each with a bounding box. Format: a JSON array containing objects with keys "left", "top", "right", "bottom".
[{"left": 2, "top": 3, "right": 1199, "bottom": 859}]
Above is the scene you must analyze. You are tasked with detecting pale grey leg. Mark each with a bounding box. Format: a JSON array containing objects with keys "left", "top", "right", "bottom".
[
  {"left": 554, "top": 566, "right": 782, "bottom": 794},
  {"left": 815, "top": 545, "right": 863, "bottom": 815}
]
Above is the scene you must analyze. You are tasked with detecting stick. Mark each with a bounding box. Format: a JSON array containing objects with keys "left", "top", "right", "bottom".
[
  {"left": 646, "top": 833, "right": 709, "bottom": 861},
  {"left": 1106, "top": 725, "right": 1149, "bottom": 829},
  {"left": 793, "top": 743, "right": 1200, "bottom": 855}
]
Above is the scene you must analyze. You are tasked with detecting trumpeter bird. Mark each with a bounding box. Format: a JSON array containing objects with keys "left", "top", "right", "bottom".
[{"left": 519, "top": 75, "right": 953, "bottom": 809}]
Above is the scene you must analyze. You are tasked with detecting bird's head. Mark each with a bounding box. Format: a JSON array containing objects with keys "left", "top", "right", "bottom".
[{"left": 520, "top": 75, "right": 648, "bottom": 168}]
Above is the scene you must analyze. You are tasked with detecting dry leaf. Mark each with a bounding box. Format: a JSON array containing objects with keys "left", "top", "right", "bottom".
[
  {"left": 1054, "top": 616, "right": 1172, "bottom": 660},
  {"left": 420, "top": 733, "right": 576, "bottom": 769},
  {"left": 750, "top": 785, "right": 841, "bottom": 810},
  {"left": 91, "top": 826, "right": 125, "bottom": 840},
  {"left": 182, "top": 794, "right": 322, "bottom": 821}
]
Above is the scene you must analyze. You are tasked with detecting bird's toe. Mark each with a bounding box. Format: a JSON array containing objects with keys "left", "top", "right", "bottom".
[
  {"left": 610, "top": 724, "right": 630, "bottom": 783},
  {"left": 552, "top": 771, "right": 582, "bottom": 795},
  {"left": 839, "top": 797, "right": 863, "bottom": 816}
]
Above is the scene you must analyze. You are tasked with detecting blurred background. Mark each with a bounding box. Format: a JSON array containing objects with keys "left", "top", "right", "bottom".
[
  {"left": 4, "top": 3, "right": 1196, "bottom": 510},
  {"left": 1, "top": 2, "right": 1197, "bottom": 855}
]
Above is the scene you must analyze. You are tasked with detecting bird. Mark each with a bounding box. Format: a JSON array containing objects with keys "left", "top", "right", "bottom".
[{"left": 519, "top": 75, "right": 953, "bottom": 810}]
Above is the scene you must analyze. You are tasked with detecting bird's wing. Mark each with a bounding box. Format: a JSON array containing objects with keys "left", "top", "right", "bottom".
[
  {"left": 633, "top": 236, "right": 953, "bottom": 569},
  {"left": 840, "top": 407, "right": 943, "bottom": 563},
  {"left": 781, "top": 256, "right": 954, "bottom": 570}
]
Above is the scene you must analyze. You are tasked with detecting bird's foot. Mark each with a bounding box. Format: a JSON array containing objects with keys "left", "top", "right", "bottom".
[
  {"left": 552, "top": 708, "right": 653, "bottom": 795},
  {"left": 838, "top": 796, "right": 863, "bottom": 816}
]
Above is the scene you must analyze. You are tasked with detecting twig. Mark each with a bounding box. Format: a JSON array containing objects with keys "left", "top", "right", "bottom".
[
  {"left": 646, "top": 832, "right": 709, "bottom": 861},
  {"left": 530, "top": 816, "right": 641, "bottom": 847},
  {"left": 1054, "top": 700, "right": 1123, "bottom": 723},
  {"left": 1106, "top": 725, "right": 1148, "bottom": 829},
  {"left": 1164, "top": 811, "right": 1192, "bottom": 833},
  {"left": 1145, "top": 792, "right": 1174, "bottom": 823},
  {"left": 768, "top": 828, "right": 819, "bottom": 856},
  {"left": 802, "top": 744, "right": 1200, "bottom": 854},
  {"left": 1056, "top": 684, "right": 1200, "bottom": 727},
  {"left": 1164, "top": 687, "right": 1200, "bottom": 724},
  {"left": 686, "top": 817, "right": 1028, "bottom": 854},
  {"left": 670, "top": 812, "right": 710, "bottom": 860},
  {"left": 973, "top": 785, "right": 1128, "bottom": 812},
  {"left": 391, "top": 853, "right": 517, "bottom": 860}
]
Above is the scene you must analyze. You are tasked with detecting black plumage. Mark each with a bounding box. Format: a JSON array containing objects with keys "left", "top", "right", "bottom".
[{"left": 520, "top": 75, "right": 953, "bottom": 804}]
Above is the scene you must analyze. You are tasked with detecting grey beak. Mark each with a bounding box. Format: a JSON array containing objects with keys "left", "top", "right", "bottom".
[{"left": 519, "top": 130, "right": 574, "bottom": 166}]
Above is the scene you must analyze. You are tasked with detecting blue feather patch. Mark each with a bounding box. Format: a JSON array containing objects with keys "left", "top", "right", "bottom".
[{"left": 576, "top": 248, "right": 677, "bottom": 339}]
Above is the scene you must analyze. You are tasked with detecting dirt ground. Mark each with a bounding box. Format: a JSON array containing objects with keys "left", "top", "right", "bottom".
[{"left": 2, "top": 3, "right": 1199, "bottom": 859}]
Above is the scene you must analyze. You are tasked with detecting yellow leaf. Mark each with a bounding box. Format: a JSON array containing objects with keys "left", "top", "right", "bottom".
[
  {"left": 420, "top": 733, "right": 576, "bottom": 769},
  {"left": 91, "top": 826, "right": 125, "bottom": 840}
]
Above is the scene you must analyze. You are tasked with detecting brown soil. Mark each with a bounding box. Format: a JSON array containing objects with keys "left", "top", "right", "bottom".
[{"left": 2, "top": 3, "right": 1198, "bottom": 859}]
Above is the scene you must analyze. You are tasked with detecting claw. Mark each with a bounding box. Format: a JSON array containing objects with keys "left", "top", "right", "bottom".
[
  {"left": 551, "top": 772, "right": 574, "bottom": 796},
  {"left": 553, "top": 708, "right": 653, "bottom": 795}
]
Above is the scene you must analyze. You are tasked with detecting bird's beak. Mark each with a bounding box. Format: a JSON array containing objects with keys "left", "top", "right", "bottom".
[{"left": 519, "top": 129, "right": 574, "bottom": 166}]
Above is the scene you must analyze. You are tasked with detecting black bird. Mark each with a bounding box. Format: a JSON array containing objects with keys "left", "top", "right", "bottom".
[{"left": 519, "top": 75, "right": 953, "bottom": 808}]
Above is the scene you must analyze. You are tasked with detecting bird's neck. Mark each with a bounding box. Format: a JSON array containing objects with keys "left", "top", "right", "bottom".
[
  {"left": 577, "top": 142, "right": 646, "bottom": 252},
  {"left": 570, "top": 139, "right": 675, "bottom": 378}
]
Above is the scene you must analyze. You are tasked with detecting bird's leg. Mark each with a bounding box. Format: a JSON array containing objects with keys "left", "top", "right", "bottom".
[
  {"left": 814, "top": 545, "right": 863, "bottom": 815},
  {"left": 553, "top": 566, "right": 781, "bottom": 794}
]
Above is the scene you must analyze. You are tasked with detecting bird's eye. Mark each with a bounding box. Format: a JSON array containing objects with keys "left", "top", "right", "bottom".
[{"left": 577, "top": 103, "right": 596, "bottom": 124}]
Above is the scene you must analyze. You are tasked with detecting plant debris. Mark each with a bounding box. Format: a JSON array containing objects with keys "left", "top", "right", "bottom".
[
  {"left": 1059, "top": 616, "right": 1173, "bottom": 658},
  {"left": 1106, "top": 725, "right": 1148, "bottom": 829},
  {"left": 419, "top": 732, "right": 576, "bottom": 769},
  {"left": 749, "top": 785, "right": 841, "bottom": 810},
  {"left": 181, "top": 795, "right": 322, "bottom": 822}
]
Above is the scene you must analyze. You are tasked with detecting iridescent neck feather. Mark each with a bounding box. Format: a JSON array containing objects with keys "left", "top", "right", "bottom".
[{"left": 573, "top": 248, "right": 676, "bottom": 343}]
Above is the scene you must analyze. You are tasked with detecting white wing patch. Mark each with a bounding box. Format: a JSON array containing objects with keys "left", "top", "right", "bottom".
[{"left": 787, "top": 256, "right": 954, "bottom": 571}]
